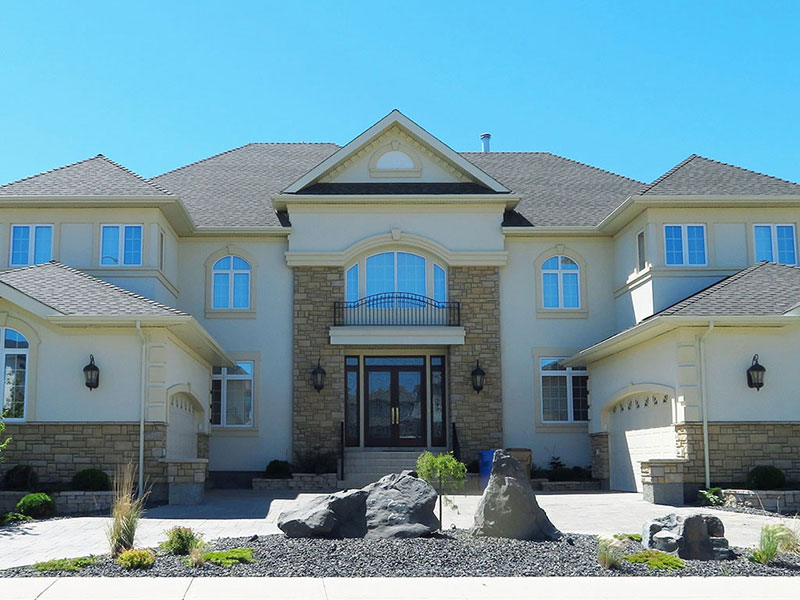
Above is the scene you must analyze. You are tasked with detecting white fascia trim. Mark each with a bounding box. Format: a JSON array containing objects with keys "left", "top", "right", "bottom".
[
  {"left": 273, "top": 194, "right": 519, "bottom": 211},
  {"left": 191, "top": 226, "right": 290, "bottom": 238},
  {"left": 502, "top": 226, "right": 605, "bottom": 237},
  {"left": 329, "top": 325, "right": 465, "bottom": 346},
  {"left": 282, "top": 110, "right": 510, "bottom": 193}
]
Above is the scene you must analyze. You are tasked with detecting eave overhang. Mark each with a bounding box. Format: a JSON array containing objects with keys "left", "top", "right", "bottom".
[{"left": 272, "top": 193, "right": 520, "bottom": 212}]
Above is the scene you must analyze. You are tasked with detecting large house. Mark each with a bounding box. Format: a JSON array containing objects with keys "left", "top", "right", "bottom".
[{"left": 1, "top": 111, "right": 798, "bottom": 504}]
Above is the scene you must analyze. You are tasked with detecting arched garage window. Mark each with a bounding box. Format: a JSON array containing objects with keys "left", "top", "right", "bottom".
[
  {"left": 542, "top": 255, "right": 580, "bottom": 309},
  {"left": 346, "top": 252, "right": 446, "bottom": 303},
  {"left": 1, "top": 328, "right": 29, "bottom": 420},
  {"left": 212, "top": 256, "right": 251, "bottom": 309}
]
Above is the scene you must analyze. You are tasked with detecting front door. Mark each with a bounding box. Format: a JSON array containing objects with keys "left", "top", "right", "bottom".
[{"left": 364, "top": 356, "right": 426, "bottom": 446}]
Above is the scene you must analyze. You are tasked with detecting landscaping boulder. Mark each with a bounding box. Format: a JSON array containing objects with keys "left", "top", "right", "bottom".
[
  {"left": 471, "top": 449, "right": 561, "bottom": 541},
  {"left": 363, "top": 470, "right": 440, "bottom": 539},
  {"left": 642, "top": 513, "right": 732, "bottom": 560},
  {"left": 278, "top": 488, "right": 368, "bottom": 538}
]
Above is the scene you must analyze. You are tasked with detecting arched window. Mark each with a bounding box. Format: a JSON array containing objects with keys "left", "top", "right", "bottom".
[
  {"left": 1, "top": 328, "right": 29, "bottom": 420},
  {"left": 542, "top": 255, "right": 580, "bottom": 309},
  {"left": 345, "top": 251, "right": 446, "bottom": 302},
  {"left": 212, "top": 256, "right": 251, "bottom": 309}
]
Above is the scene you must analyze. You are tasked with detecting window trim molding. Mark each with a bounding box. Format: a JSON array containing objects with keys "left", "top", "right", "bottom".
[
  {"left": 752, "top": 223, "right": 797, "bottom": 265},
  {"left": 204, "top": 246, "right": 257, "bottom": 319},
  {"left": 8, "top": 224, "right": 54, "bottom": 267},
  {"left": 533, "top": 246, "right": 589, "bottom": 319},
  {"left": 0, "top": 313, "right": 40, "bottom": 423},
  {"left": 663, "top": 223, "right": 708, "bottom": 267},
  {"left": 99, "top": 223, "right": 144, "bottom": 267},
  {"left": 368, "top": 141, "right": 422, "bottom": 178},
  {"left": 210, "top": 353, "right": 259, "bottom": 432},
  {"left": 344, "top": 248, "right": 447, "bottom": 302},
  {"left": 531, "top": 347, "right": 588, "bottom": 432}
]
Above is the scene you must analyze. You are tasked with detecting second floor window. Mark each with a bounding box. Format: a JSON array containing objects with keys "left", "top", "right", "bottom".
[
  {"left": 101, "top": 225, "right": 142, "bottom": 266},
  {"left": 754, "top": 224, "right": 796, "bottom": 265},
  {"left": 664, "top": 224, "right": 706, "bottom": 266},
  {"left": 346, "top": 252, "right": 447, "bottom": 303},
  {"left": 541, "top": 255, "right": 580, "bottom": 309},
  {"left": 212, "top": 256, "right": 251, "bottom": 309},
  {"left": 10, "top": 225, "right": 52, "bottom": 266},
  {"left": 211, "top": 361, "right": 254, "bottom": 427}
]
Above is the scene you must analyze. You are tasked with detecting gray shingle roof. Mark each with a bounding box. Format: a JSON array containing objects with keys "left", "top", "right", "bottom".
[
  {"left": 149, "top": 143, "right": 341, "bottom": 227},
  {"left": 640, "top": 154, "right": 800, "bottom": 196},
  {"left": 462, "top": 152, "right": 645, "bottom": 226},
  {"left": 0, "top": 155, "right": 171, "bottom": 197},
  {"left": 654, "top": 262, "right": 800, "bottom": 317},
  {"left": 0, "top": 262, "right": 186, "bottom": 317}
]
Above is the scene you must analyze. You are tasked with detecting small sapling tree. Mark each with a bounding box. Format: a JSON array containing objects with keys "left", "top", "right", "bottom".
[{"left": 415, "top": 451, "right": 467, "bottom": 529}]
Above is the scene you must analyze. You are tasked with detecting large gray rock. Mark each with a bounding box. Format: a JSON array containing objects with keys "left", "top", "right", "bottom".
[
  {"left": 277, "top": 470, "right": 439, "bottom": 539},
  {"left": 642, "top": 513, "right": 733, "bottom": 560},
  {"left": 471, "top": 449, "right": 561, "bottom": 541},
  {"left": 278, "top": 488, "right": 368, "bottom": 538},
  {"left": 363, "top": 470, "right": 440, "bottom": 539}
]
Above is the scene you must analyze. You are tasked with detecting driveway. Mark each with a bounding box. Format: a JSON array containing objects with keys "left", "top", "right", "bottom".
[{"left": 0, "top": 489, "right": 793, "bottom": 570}]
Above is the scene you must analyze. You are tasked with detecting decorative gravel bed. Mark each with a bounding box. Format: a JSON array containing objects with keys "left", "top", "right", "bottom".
[{"left": 2, "top": 531, "right": 799, "bottom": 578}]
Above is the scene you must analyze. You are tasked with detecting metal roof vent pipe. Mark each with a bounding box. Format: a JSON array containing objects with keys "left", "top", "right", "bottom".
[{"left": 480, "top": 132, "right": 491, "bottom": 153}]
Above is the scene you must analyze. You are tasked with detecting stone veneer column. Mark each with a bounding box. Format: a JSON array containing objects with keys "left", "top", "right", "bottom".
[
  {"left": 448, "top": 266, "right": 503, "bottom": 463},
  {"left": 292, "top": 267, "right": 345, "bottom": 459},
  {"left": 589, "top": 432, "right": 609, "bottom": 489}
]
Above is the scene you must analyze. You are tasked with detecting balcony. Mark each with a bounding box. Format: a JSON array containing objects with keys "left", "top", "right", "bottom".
[{"left": 333, "top": 292, "right": 461, "bottom": 327}]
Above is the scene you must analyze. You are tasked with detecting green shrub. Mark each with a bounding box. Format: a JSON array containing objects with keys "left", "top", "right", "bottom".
[
  {"left": 597, "top": 537, "right": 625, "bottom": 569},
  {"left": 264, "top": 460, "right": 292, "bottom": 479},
  {"left": 32, "top": 556, "right": 98, "bottom": 572},
  {"left": 161, "top": 526, "right": 205, "bottom": 555},
  {"left": 0, "top": 512, "right": 33, "bottom": 526},
  {"left": 71, "top": 468, "right": 111, "bottom": 491},
  {"left": 548, "top": 467, "right": 574, "bottom": 481},
  {"left": 750, "top": 523, "right": 800, "bottom": 564},
  {"left": 198, "top": 548, "right": 254, "bottom": 568},
  {"left": 292, "top": 450, "right": 337, "bottom": 474},
  {"left": 746, "top": 466, "right": 786, "bottom": 490},
  {"left": 698, "top": 487, "right": 724, "bottom": 506},
  {"left": 3, "top": 464, "right": 38, "bottom": 490},
  {"left": 16, "top": 492, "right": 55, "bottom": 519},
  {"left": 613, "top": 533, "right": 642, "bottom": 542},
  {"left": 625, "top": 549, "right": 685, "bottom": 570},
  {"left": 116, "top": 548, "right": 155, "bottom": 570}
]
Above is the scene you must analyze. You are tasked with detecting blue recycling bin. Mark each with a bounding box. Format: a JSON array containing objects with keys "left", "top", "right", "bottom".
[{"left": 479, "top": 449, "right": 496, "bottom": 490}]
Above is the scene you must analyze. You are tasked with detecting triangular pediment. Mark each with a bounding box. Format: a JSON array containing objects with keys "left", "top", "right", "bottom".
[{"left": 283, "top": 110, "right": 509, "bottom": 194}]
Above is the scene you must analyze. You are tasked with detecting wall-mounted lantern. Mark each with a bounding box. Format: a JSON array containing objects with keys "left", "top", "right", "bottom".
[
  {"left": 747, "top": 354, "right": 765, "bottom": 391},
  {"left": 471, "top": 359, "right": 485, "bottom": 394},
  {"left": 83, "top": 354, "right": 100, "bottom": 391},
  {"left": 311, "top": 359, "right": 326, "bottom": 393}
]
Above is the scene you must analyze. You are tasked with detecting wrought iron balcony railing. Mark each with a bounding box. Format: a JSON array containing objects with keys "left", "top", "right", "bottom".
[{"left": 333, "top": 292, "right": 461, "bottom": 327}]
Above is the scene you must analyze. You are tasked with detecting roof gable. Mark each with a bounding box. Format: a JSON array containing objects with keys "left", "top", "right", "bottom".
[
  {"left": 283, "top": 110, "right": 509, "bottom": 194},
  {"left": 641, "top": 154, "right": 800, "bottom": 196},
  {"left": 0, "top": 155, "right": 171, "bottom": 197}
]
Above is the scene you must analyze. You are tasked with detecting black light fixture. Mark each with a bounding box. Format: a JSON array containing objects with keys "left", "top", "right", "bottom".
[
  {"left": 83, "top": 354, "right": 100, "bottom": 391},
  {"left": 747, "top": 354, "right": 766, "bottom": 391},
  {"left": 471, "top": 359, "right": 485, "bottom": 394},
  {"left": 311, "top": 358, "right": 326, "bottom": 393}
]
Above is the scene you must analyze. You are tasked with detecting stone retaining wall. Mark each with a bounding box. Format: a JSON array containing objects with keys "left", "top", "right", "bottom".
[
  {"left": 540, "top": 480, "right": 601, "bottom": 492},
  {"left": 252, "top": 473, "right": 337, "bottom": 491},
  {"left": 722, "top": 488, "right": 800, "bottom": 513},
  {"left": 640, "top": 458, "right": 687, "bottom": 505},
  {"left": 0, "top": 490, "right": 114, "bottom": 515},
  {"left": 163, "top": 459, "right": 208, "bottom": 505}
]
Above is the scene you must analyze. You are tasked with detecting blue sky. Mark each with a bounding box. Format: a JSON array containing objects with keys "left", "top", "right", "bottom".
[{"left": 1, "top": 1, "right": 799, "bottom": 186}]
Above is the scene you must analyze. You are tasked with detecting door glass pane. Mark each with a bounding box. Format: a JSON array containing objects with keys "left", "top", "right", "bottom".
[
  {"left": 367, "top": 371, "right": 391, "bottom": 442},
  {"left": 346, "top": 368, "right": 359, "bottom": 445},
  {"left": 542, "top": 375, "right": 568, "bottom": 421},
  {"left": 397, "top": 371, "right": 422, "bottom": 440},
  {"left": 754, "top": 226, "right": 773, "bottom": 262},
  {"left": 431, "top": 369, "right": 444, "bottom": 445},
  {"left": 686, "top": 226, "right": 706, "bottom": 264},
  {"left": 776, "top": 226, "right": 796, "bottom": 265},
  {"left": 123, "top": 226, "right": 142, "bottom": 265},
  {"left": 665, "top": 226, "right": 683, "bottom": 265},
  {"left": 365, "top": 357, "right": 424, "bottom": 367},
  {"left": 33, "top": 226, "right": 52, "bottom": 263},
  {"left": 225, "top": 379, "right": 252, "bottom": 426},
  {"left": 101, "top": 226, "right": 120, "bottom": 265},
  {"left": 562, "top": 272, "right": 579, "bottom": 308}
]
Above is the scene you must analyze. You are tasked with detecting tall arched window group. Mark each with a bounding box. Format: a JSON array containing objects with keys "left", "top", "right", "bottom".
[{"left": 345, "top": 251, "right": 447, "bottom": 303}]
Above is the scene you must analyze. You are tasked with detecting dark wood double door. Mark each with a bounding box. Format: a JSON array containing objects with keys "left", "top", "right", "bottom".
[{"left": 364, "top": 356, "right": 426, "bottom": 446}]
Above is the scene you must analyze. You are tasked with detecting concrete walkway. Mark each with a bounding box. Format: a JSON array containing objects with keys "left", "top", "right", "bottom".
[
  {"left": 0, "top": 489, "right": 794, "bottom": 570},
  {"left": 5, "top": 576, "right": 799, "bottom": 600}
]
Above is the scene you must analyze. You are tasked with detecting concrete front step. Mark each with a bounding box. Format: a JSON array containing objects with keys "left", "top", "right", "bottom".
[{"left": 341, "top": 450, "right": 422, "bottom": 487}]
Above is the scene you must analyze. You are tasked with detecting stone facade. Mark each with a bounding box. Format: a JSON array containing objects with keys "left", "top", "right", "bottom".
[
  {"left": 1, "top": 422, "right": 168, "bottom": 501},
  {"left": 589, "top": 432, "right": 609, "bottom": 486},
  {"left": 252, "top": 472, "right": 337, "bottom": 490},
  {"left": 0, "top": 490, "right": 114, "bottom": 515},
  {"left": 164, "top": 458, "right": 208, "bottom": 505},
  {"left": 448, "top": 266, "right": 503, "bottom": 462},
  {"left": 640, "top": 458, "right": 687, "bottom": 505},
  {"left": 197, "top": 432, "right": 210, "bottom": 460},
  {"left": 292, "top": 267, "right": 345, "bottom": 459},
  {"left": 722, "top": 488, "right": 800, "bottom": 513}
]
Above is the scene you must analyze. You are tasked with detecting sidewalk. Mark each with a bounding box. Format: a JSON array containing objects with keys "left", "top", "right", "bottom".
[{"left": 6, "top": 576, "right": 799, "bottom": 600}]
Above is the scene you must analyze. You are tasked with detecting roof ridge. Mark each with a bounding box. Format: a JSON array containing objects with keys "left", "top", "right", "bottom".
[
  {"left": 0, "top": 155, "right": 101, "bottom": 189},
  {"left": 639, "top": 154, "right": 699, "bottom": 195},
  {"left": 94, "top": 154, "right": 173, "bottom": 195},
  {"left": 691, "top": 154, "right": 800, "bottom": 188}
]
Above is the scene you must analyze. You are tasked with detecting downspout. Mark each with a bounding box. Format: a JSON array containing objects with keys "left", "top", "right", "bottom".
[
  {"left": 136, "top": 321, "right": 147, "bottom": 497},
  {"left": 698, "top": 321, "right": 714, "bottom": 489}
]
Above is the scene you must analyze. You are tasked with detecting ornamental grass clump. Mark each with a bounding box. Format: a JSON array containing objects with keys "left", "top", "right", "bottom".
[
  {"left": 625, "top": 549, "right": 685, "bottom": 570},
  {"left": 415, "top": 451, "right": 467, "bottom": 529},
  {"left": 107, "top": 463, "right": 148, "bottom": 556},
  {"left": 116, "top": 548, "right": 155, "bottom": 570},
  {"left": 161, "top": 526, "right": 205, "bottom": 555},
  {"left": 750, "top": 522, "right": 800, "bottom": 564},
  {"left": 597, "top": 537, "right": 625, "bottom": 569}
]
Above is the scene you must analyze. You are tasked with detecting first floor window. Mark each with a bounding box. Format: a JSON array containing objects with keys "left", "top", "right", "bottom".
[
  {"left": 541, "top": 255, "right": 580, "bottom": 309},
  {"left": 754, "top": 224, "right": 796, "bottom": 265},
  {"left": 664, "top": 224, "right": 706, "bottom": 266},
  {"left": 1, "top": 328, "right": 29, "bottom": 420},
  {"left": 212, "top": 255, "right": 251, "bottom": 309},
  {"left": 211, "top": 361, "right": 254, "bottom": 427},
  {"left": 101, "top": 224, "right": 143, "bottom": 265},
  {"left": 540, "top": 358, "right": 588, "bottom": 423},
  {"left": 10, "top": 225, "right": 52, "bottom": 266}
]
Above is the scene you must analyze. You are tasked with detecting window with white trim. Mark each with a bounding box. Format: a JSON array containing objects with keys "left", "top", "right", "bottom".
[
  {"left": 101, "top": 225, "right": 143, "bottom": 266},
  {"left": 345, "top": 251, "right": 447, "bottom": 303},
  {"left": 541, "top": 255, "right": 580, "bottom": 309},
  {"left": 1, "top": 328, "right": 29, "bottom": 421},
  {"left": 664, "top": 224, "right": 706, "bottom": 266},
  {"left": 754, "top": 224, "right": 797, "bottom": 265},
  {"left": 211, "top": 361, "right": 254, "bottom": 427},
  {"left": 540, "top": 358, "right": 588, "bottom": 423},
  {"left": 212, "top": 256, "right": 251, "bottom": 309},
  {"left": 636, "top": 230, "right": 646, "bottom": 272},
  {"left": 10, "top": 225, "right": 52, "bottom": 266}
]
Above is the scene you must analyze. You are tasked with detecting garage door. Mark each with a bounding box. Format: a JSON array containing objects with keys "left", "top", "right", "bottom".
[{"left": 609, "top": 393, "right": 675, "bottom": 492}]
